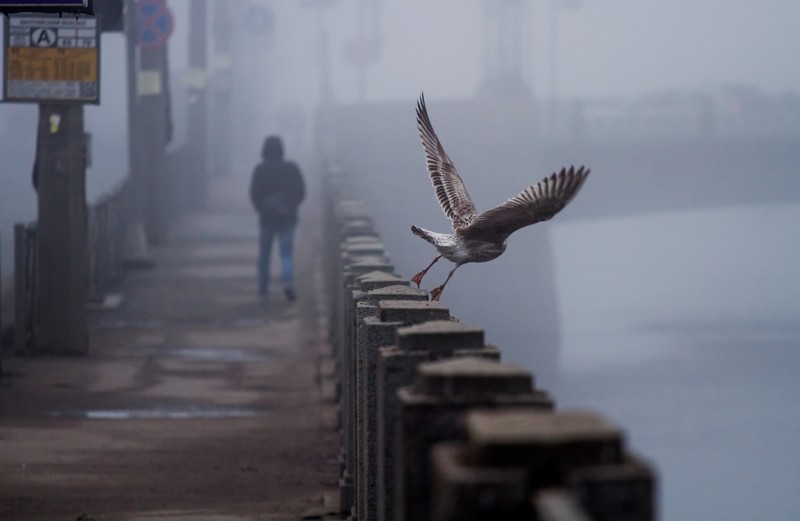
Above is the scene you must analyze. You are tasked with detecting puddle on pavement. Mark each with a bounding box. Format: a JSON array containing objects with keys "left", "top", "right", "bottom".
[
  {"left": 140, "top": 347, "right": 273, "bottom": 362},
  {"left": 93, "top": 319, "right": 165, "bottom": 329},
  {"left": 48, "top": 407, "right": 263, "bottom": 420}
]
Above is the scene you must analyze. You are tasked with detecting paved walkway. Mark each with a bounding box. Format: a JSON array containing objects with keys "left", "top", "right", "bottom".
[{"left": 0, "top": 174, "right": 337, "bottom": 520}]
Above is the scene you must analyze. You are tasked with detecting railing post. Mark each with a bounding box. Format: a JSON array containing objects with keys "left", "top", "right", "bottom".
[
  {"left": 396, "top": 357, "right": 553, "bottom": 521},
  {"left": 376, "top": 320, "right": 500, "bottom": 521},
  {"left": 337, "top": 247, "right": 395, "bottom": 517},
  {"left": 347, "top": 287, "right": 431, "bottom": 519},
  {"left": 430, "top": 410, "right": 656, "bottom": 521},
  {"left": 358, "top": 300, "right": 450, "bottom": 521},
  {"left": 13, "top": 224, "right": 28, "bottom": 355}
]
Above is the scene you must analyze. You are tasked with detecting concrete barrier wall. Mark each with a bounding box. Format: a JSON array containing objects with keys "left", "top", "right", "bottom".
[{"left": 321, "top": 169, "right": 658, "bottom": 521}]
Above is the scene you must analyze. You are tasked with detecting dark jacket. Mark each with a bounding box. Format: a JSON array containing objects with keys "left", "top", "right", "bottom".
[{"left": 249, "top": 136, "right": 305, "bottom": 226}]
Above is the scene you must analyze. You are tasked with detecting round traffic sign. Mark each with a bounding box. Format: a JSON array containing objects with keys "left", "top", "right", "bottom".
[{"left": 136, "top": 0, "right": 174, "bottom": 48}]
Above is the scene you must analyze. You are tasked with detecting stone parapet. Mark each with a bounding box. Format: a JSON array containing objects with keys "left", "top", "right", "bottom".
[{"left": 320, "top": 171, "right": 657, "bottom": 521}]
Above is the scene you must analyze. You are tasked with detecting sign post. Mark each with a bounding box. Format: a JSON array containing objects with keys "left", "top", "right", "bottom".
[
  {"left": 124, "top": 0, "right": 173, "bottom": 247},
  {"left": 2, "top": 12, "right": 97, "bottom": 354}
]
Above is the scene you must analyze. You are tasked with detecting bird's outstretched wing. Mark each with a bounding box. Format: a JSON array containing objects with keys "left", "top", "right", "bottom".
[
  {"left": 417, "top": 94, "right": 478, "bottom": 230},
  {"left": 461, "top": 166, "right": 590, "bottom": 242}
]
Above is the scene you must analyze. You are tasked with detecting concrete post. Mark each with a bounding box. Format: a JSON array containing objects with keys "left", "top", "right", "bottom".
[
  {"left": 338, "top": 248, "right": 393, "bottom": 516},
  {"left": 376, "top": 320, "right": 502, "bottom": 521},
  {"left": 331, "top": 233, "right": 378, "bottom": 352},
  {"left": 430, "top": 442, "right": 528, "bottom": 521},
  {"left": 356, "top": 297, "right": 443, "bottom": 521},
  {"left": 467, "top": 410, "right": 622, "bottom": 473},
  {"left": 333, "top": 235, "right": 384, "bottom": 374},
  {"left": 357, "top": 271, "right": 408, "bottom": 293},
  {"left": 342, "top": 219, "right": 379, "bottom": 240},
  {"left": 344, "top": 242, "right": 389, "bottom": 259},
  {"left": 397, "top": 357, "right": 554, "bottom": 521},
  {"left": 565, "top": 454, "right": 656, "bottom": 521},
  {"left": 344, "top": 257, "right": 395, "bottom": 288},
  {"left": 430, "top": 410, "right": 656, "bottom": 521}
]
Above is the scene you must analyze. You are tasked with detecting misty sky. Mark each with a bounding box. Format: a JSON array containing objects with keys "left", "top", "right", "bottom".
[{"left": 166, "top": 0, "right": 800, "bottom": 107}]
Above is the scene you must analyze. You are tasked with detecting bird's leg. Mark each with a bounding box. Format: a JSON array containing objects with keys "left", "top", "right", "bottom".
[
  {"left": 411, "top": 255, "right": 442, "bottom": 287},
  {"left": 430, "top": 264, "right": 459, "bottom": 301}
]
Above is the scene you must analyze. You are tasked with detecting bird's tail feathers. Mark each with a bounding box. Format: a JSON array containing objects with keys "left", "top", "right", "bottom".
[{"left": 411, "top": 225, "right": 443, "bottom": 246}]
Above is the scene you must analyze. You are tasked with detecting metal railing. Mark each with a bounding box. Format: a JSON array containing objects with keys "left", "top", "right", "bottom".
[
  {"left": 13, "top": 222, "right": 37, "bottom": 354},
  {"left": 13, "top": 177, "right": 132, "bottom": 353},
  {"left": 88, "top": 179, "right": 132, "bottom": 299}
]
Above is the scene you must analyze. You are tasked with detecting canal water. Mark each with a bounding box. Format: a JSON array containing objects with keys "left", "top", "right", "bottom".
[{"left": 551, "top": 203, "right": 800, "bottom": 521}]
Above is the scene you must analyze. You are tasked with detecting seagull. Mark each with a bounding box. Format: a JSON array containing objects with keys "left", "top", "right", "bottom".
[{"left": 411, "top": 94, "right": 590, "bottom": 301}]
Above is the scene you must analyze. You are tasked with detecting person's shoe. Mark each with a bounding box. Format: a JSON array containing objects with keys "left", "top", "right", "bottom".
[{"left": 284, "top": 288, "right": 296, "bottom": 302}]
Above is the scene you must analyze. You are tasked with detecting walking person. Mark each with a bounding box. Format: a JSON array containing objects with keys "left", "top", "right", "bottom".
[{"left": 249, "top": 135, "right": 306, "bottom": 301}]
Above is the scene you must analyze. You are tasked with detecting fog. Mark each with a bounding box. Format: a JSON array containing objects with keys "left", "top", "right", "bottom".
[{"left": 3, "top": 1, "right": 800, "bottom": 519}]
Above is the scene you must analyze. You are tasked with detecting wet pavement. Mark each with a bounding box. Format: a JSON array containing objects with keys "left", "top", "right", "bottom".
[{"left": 0, "top": 174, "right": 337, "bottom": 520}]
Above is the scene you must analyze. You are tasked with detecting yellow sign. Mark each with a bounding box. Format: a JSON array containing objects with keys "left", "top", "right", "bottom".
[{"left": 6, "top": 47, "right": 98, "bottom": 82}]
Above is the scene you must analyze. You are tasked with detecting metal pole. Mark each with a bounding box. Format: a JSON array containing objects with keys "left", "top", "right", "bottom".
[
  {"left": 122, "top": 0, "right": 156, "bottom": 265},
  {"left": 212, "top": 0, "right": 232, "bottom": 176},
  {"left": 317, "top": 7, "right": 332, "bottom": 106},
  {"left": 187, "top": 0, "right": 208, "bottom": 205},
  {"left": 124, "top": 0, "right": 151, "bottom": 229},
  {"left": 356, "top": 0, "right": 366, "bottom": 102},
  {"left": 549, "top": 0, "right": 559, "bottom": 101},
  {"left": 548, "top": 0, "right": 560, "bottom": 133}
]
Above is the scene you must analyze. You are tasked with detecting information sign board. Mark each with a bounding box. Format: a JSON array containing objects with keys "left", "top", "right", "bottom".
[{"left": 2, "top": 13, "right": 99, "bottom": 103}]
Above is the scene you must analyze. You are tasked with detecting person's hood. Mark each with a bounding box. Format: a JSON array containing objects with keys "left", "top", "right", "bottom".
[{"left": 261, "top": 136, "right": 284, "bottom": 161}]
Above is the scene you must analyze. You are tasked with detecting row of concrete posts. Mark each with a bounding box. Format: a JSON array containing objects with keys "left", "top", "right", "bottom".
[{"left": 321, "top": 168, "right": 657, "bottom": 521}]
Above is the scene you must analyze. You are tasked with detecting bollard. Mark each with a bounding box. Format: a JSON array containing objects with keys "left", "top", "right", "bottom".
[
  {"left": 430, "top": 410, "right": 656, "bottom": 521},
  {"left": 331, "top": 233, "right": 379, "bottom": 359},
  {"left": 357, "top": 299, "right": 449, "bottom": 521},
  {"left": 342, "top": 283, "right": 429, "bottom": 517},
  {"left": 565, "top": 453, "right": 656, "bottom": 521},
  {"left": 344, "top": 257, "right": 395, "bottom": 288},
  {"left": 344, "top": 242, "right": 389, "bottom": 259},
  {"left": 342, "top": 219, "right": 379, "bottom": 241},
  {"left": 376, "top": 320, "right": 501, "bottom": 521},
  {"left": 358, "top": 271, "right": 408, "bottom": 293},
  {"left": 396, "top": 357, "right": 554, "bottom": 521},
  {"left": 430, "top": 442, "right": 529, "bottom": 521},
  {"left": 336, "top": 244, "right": 391, "bottom": 517}
]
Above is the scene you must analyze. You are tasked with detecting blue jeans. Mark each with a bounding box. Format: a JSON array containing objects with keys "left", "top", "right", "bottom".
[{"left": 258, "top": 223, "right": 295, "bottom": 295}]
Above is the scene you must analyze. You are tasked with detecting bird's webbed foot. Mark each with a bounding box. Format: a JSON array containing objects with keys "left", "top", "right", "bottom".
[{"left": 411, "top": 254, "right": 442, "bottom": 288}]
